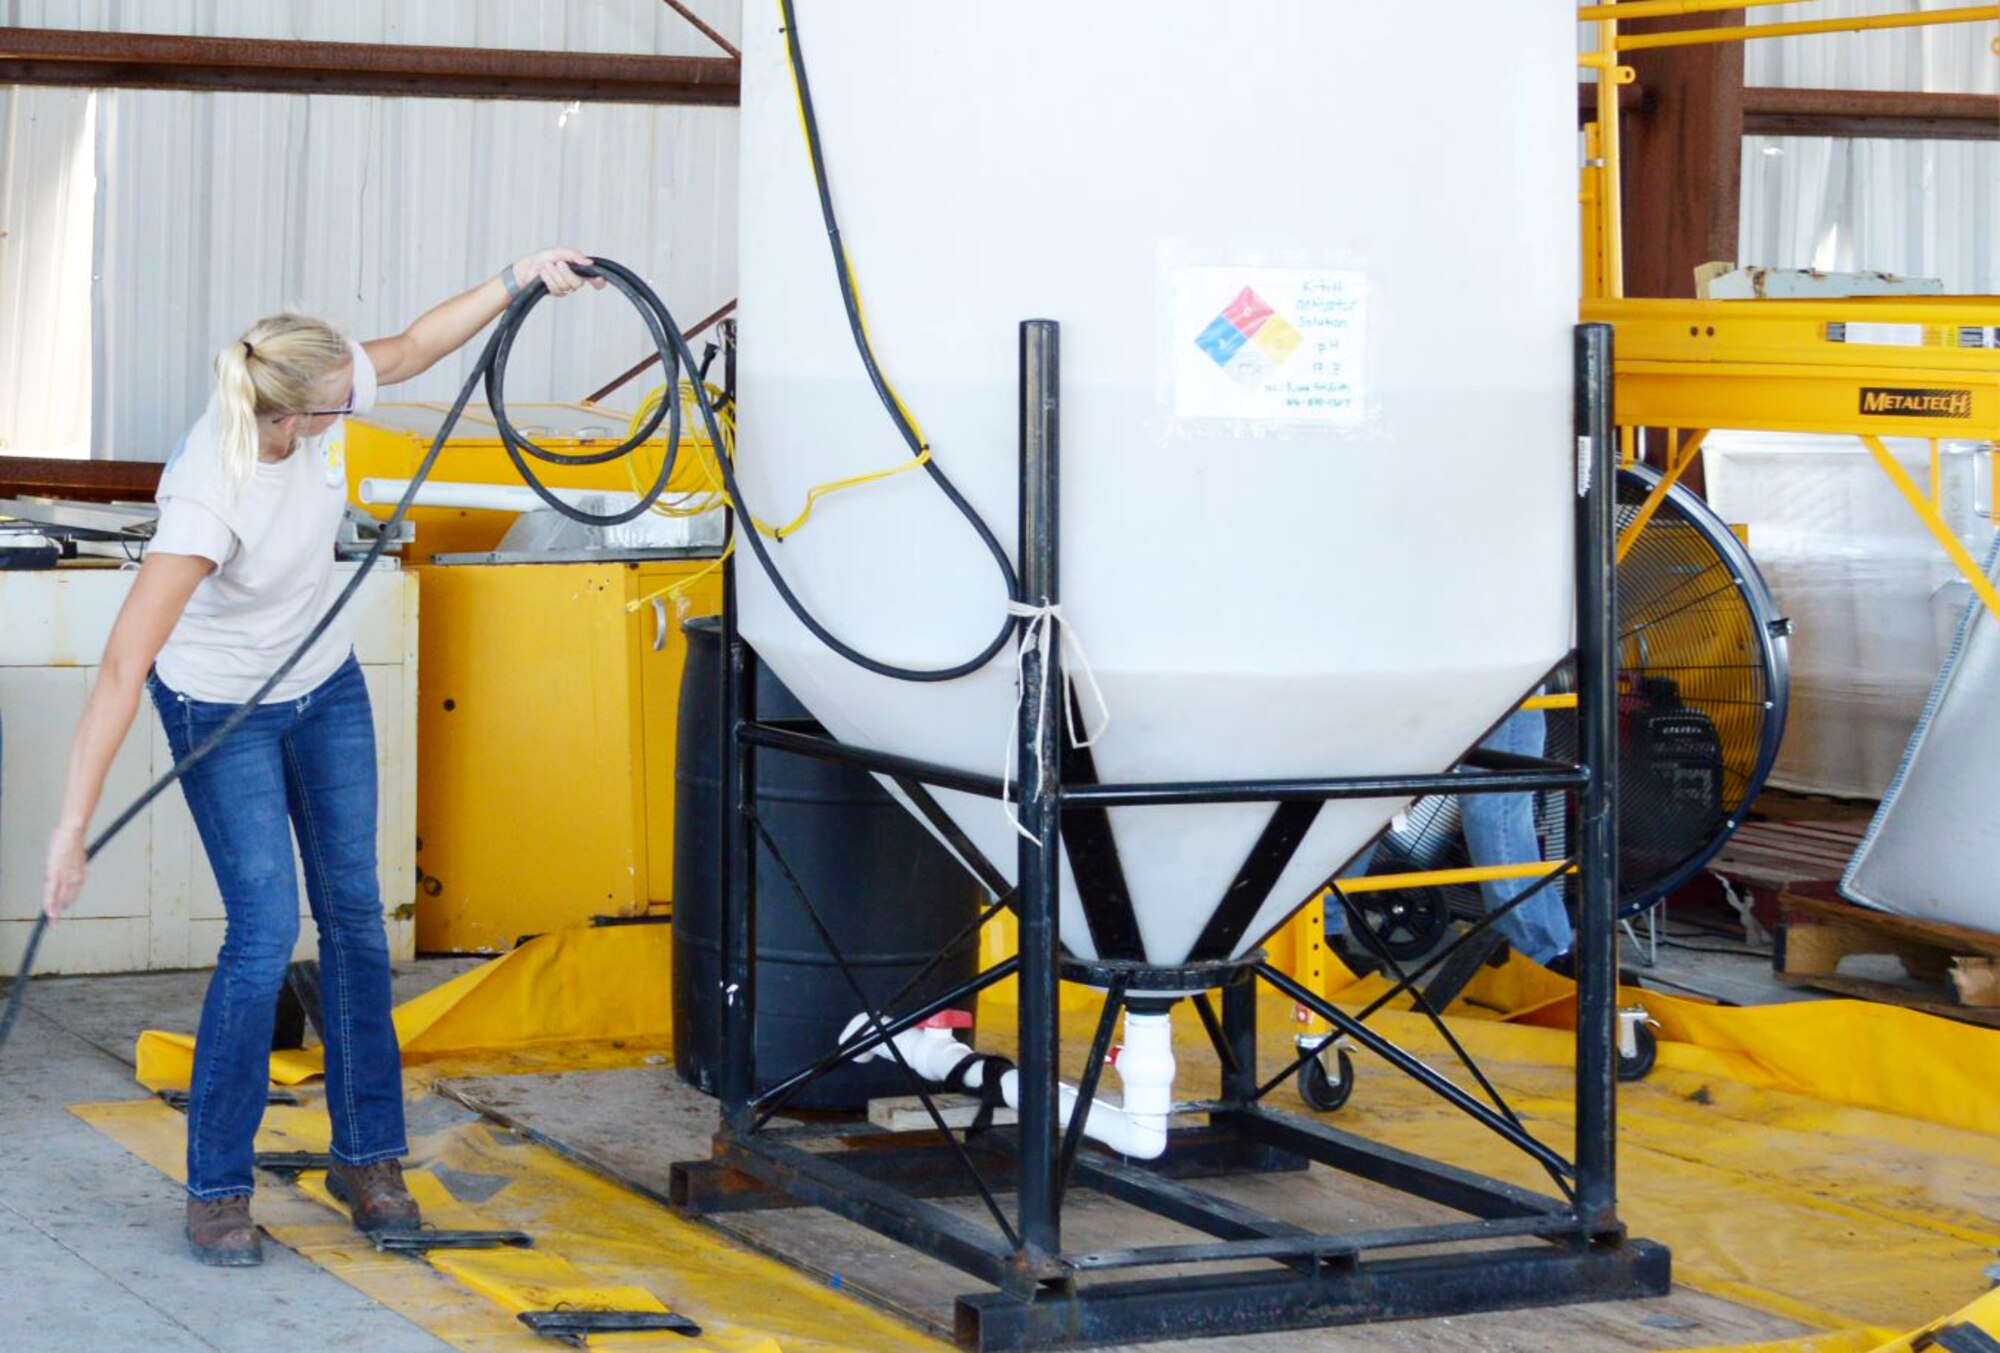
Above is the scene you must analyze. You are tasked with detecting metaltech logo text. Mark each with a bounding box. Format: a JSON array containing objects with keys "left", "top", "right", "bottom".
[{"left": 1858, "top": 387, "right": 1974, "bottom": 419}]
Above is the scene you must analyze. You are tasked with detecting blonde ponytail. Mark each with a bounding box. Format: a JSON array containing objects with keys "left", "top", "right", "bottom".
[
  {"left": 213, "top": 340, "right": 261, "bottom": 492},
  {"left": 212, "top": 314, "right": 352, "bottom": 491}
]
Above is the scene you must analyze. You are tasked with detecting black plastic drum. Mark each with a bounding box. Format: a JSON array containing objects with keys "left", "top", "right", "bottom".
[{"left": 672, "top": 617, "right": 982, "bottom": 1110}]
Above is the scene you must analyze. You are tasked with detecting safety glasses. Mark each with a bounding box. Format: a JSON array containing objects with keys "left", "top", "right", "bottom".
[
  {"left": 275, "top": 383, "right": 355, "bottom": 421},
  {"left": 296, "top": 393, "right": 355, "bottom": 419}
]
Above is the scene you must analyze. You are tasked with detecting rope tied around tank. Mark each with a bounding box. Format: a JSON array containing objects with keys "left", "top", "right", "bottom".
[{"left": 1003, "top": 600, "right": 1111, "bottom": 844}]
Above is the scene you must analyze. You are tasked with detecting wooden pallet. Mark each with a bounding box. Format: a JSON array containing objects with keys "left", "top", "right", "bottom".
[
  {"left": 1775, "top": 881, "right": 2000, "bottom": 1027},
  {"left": 1711, "top": 821, "right": 1866, "bottom": 893}
]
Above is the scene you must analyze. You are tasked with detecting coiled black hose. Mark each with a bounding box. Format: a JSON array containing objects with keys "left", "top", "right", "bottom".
[{"left": 491, "top": 260, "right": 685, "bottom": 525}]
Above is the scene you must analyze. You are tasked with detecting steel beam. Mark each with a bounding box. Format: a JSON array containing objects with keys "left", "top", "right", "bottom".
[
  {"left": 1015, "top": 318, "right": 1064, "bottom": 1263},
  {"left": 1619, "top": 8, "right": 1745, "bottom": 313},
  {"left": 673, "top": 1141, "right": 1021, "bottom": 1214},
  {"left": 1065, "top": 1213, "right": 1586, "bottom": 1272},
  {"left": 1066, "top": 1153, "right": 1310, "bottom": 1248},
  {"left": 1574, "top": 323, "right": 1621, "bottom": 1234},
  {"left": 1062, "top": 768, "right": 1586, "bottom": 808},
  {"left": 717, "top": 547, "right": 756, "bottom": 1131},
  {"left": 0, "top": 27, "right": 739, "bottom": 105},
  {"left": 0, "top": 455, "right": 160, "bottom": 505},
  {"left": 955, "top": 1240, "right": 1671, "bottom": 1352},
  {"left": 713, "top": 1135, "right": 1034, "bottom": 1288},
  {"left": 663, "top": 319, "right": 1663, "bottom": 1349},
  {"left": 1744, "top": 86, "right": 2000, "bottom": 142},
  {"left": 740, "top": 722, "right": 1007, "bottom": 801},
  {"left": 1222, "top": 1109, "right": 1564, "bottom": 1223}
]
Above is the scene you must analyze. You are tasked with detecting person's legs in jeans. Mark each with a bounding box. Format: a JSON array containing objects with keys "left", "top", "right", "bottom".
[
  {"left": 281, "top": 656, "right": 406, "bottom": 1168},
  {"left": 1461, "top": 708, "right": 1572, "bottom": 964},
  {"left": 1321, "top": 841, "right": 1380, "bottom": 939},
  {"left": 152, "top": 678, "right": 300, "bottom": 1200}
]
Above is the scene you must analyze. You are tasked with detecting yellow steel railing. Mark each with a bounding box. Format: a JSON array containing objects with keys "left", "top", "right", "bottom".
[
  {"left": 1578, "top": 0, "right": 1819, "bottom": 19},
  {"left": 1332, "top": 863, "right": 1575, "bottom": 898},
  {"left": 1863, "top": 433, "right": 2000, "bottom": 621},
  {"left": 1613, "top": 5, "right": 2000, "bottom": 51}
]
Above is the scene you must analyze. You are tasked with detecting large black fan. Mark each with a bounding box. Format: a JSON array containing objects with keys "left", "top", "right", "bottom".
[{"left": 1364, "top": 464, "right": 1790, "bottom": 933}]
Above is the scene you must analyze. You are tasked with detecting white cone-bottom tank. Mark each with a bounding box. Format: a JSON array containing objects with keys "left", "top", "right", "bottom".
[{"left": 733, "top": 2, "right": 1580, "bottom": 967}]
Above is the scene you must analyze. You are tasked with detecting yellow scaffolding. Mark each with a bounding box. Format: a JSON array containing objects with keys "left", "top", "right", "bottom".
[
  {"left": 1583, "top": 294, "right": 2000, "bottom": 619},
  {"left": 1580, "top": 2, "right": 2000, "bottom": 617}
]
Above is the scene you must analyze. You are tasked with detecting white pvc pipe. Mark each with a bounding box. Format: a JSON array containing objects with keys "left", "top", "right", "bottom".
[
  {"left": 357, "top": 477, "right": 631, "bottom": 514},
  {"left": 842, "top": 1010, "right": 1175, "bottom": 1160}
]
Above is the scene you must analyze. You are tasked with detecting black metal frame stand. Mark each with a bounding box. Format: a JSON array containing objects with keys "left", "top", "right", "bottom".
[{"left": 669, "top": 322, "right": 1666, "bottom": 1350}]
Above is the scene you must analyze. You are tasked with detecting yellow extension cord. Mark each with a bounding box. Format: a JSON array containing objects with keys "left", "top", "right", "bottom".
[
  {"left": 621, "top": 382, "right": 735, "bottom": 614},
  {"left": 619, "top": 380, "right": 936, "bottom": 615}
]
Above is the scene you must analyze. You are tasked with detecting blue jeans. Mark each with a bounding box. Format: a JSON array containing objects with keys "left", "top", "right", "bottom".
[
  {"left": 1460, "top": 709, "right": 1572, "bottom": 964},
  {"left": 1328, "top": 709, "right": 1574, "bottom": 965},
  {"left": 150, "top": 654, "right": 406, "bottom": 1199}
]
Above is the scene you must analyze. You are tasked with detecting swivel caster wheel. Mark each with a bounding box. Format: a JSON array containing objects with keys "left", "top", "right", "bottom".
[
  {"left": 1616, "top": 1010, "right": 1658, "bottom": 1082},
  {"left": 1298, "top": 1047, "right": 1355, "bottom": 1113}
]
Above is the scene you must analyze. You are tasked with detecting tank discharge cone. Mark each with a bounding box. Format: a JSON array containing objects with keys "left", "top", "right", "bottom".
[{"left": 733, "top": 2, "right": 1579, "bottom": 967}]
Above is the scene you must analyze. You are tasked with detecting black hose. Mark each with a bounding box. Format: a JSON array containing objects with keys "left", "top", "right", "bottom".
[
  {"left": 489, "top": 261, "right": 686, "bottom": 524},
  {"left": 0, "top": 264, "right": 665, "bottom": 1062},
  {"left": 0, "top": 918, "right": 46, "bottom": 1060}
]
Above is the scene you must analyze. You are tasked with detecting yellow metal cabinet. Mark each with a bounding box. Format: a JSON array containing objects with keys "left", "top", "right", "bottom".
[
  {"left": 413, "top": 555, "right": 722, "bottom": 953},
  {"left": 346, "top": 402, "right": 711, "bottom": 564}
]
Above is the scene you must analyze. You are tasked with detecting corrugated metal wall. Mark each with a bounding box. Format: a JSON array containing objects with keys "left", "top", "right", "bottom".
[
  {"left": 1741, "top": 2, "right": 2000, "bottom": 290},
  {"left": 0, "top": 86, "right": 94, "bottom": 456},
  {"left": 0, "top": 0, "right": 740, "bottom": 461}
]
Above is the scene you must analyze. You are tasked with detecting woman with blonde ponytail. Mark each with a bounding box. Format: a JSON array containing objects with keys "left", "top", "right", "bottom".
[
  {"left": 41, "top": 247, "right": 603, "bottom": 1267},
  {"left": 212, "top": 315, "right": 355, "bottom": 492}
]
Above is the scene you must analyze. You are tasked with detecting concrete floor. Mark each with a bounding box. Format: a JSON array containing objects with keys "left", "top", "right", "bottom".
[
  {"left": 1618, "top": 913, "right": 1807, "bottom": 1006},
  {"left": 0, "top": 959, "right": 476, "bottom": 1353}
]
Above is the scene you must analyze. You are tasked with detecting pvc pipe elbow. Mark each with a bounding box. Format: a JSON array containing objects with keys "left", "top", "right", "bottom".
[
  {"left": 1114, "top": 1012, "right": 1177, "bottom": 1121},
  {"left": 1040, "top": 1080, "right": 1166, "bottom": 1159}
]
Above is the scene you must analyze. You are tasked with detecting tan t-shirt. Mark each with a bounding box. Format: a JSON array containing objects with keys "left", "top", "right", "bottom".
[{"left": 148, "top": 340, "right": 377, "bottom": 703}]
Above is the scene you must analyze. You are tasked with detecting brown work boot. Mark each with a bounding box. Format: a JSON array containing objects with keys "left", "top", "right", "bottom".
[
  {"left": 326, "top": 1158, "right": 422, "bottom": 1236},
  {"left": 186, "top": 1195, "right": 263, "bottom": 1267}
]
